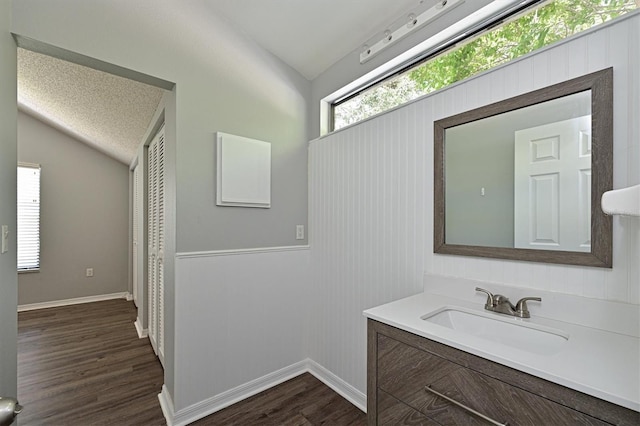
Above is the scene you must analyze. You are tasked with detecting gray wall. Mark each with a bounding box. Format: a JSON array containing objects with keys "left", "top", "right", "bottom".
[
  {"left": 13, "top": 0, "right": 310, "bottom": 253},
  {"left": 0, "top": 0, "right": 18, "bottom": 401},
  {"left": 445, "top": 122, "right": 515, "bottom": 247},
  {"left": 17, "top": 112, "right": 129, "bottom": 305},
  {"left": 11, "top": 0, "right": 311, "bottom": 404}
]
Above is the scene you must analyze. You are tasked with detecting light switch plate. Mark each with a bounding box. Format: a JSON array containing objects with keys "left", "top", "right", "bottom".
[
  {"left": 1, "top": 225, "right": 8, "bottom": 254},
  {"left": 296, "top": 225, "right": 304, "bottom": 240}
]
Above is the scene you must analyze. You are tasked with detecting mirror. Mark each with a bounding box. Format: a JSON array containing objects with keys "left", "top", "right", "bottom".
[{"left": 434, "top": 68, "right": 612, "bottom": 267}]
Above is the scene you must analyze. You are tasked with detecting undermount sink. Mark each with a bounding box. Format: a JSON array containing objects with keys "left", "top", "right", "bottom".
[{"left": 422, "top": 306, "right": 569, "bottom": 356}]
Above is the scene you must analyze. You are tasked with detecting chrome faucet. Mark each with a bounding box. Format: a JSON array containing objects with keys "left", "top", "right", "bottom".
[{"left": 475, "top": 287, "right": 541, "bottom": 318}]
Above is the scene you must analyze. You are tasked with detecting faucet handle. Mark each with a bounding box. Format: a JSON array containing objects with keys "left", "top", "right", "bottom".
[
  {"left": 475, "top": 287, "right": 495, "bottom": 309},
  {"left": 515, "top": 297, "right": 542, "bottom": 318}
]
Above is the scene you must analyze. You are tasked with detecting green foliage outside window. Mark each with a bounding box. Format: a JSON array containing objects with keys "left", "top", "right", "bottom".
[{"left": 334, "top": 0, "right": 637, "bottom": 130}]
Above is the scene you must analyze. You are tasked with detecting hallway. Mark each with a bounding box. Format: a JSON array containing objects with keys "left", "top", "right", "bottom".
[
  {"left": 17, "top": 299, "right": 366, "bottom": 425},
  {"left": 18, "top": 299, "right": 166, "bottom": 425}
]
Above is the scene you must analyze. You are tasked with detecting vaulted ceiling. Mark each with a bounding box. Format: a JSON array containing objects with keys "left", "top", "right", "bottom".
[
  {"left": 205, "top": 0, "right": 426, "bottom": 80},
  {"left": 18, "top": 48, "right": 166, "bottom": 164},
  {"left": 17, "top": 0, "right": 437, "bottom": 164}
]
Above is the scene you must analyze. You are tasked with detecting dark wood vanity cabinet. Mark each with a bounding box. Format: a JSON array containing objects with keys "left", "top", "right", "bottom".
[{"left": 367, "top": 319, "right": 639, "bottom": 426}]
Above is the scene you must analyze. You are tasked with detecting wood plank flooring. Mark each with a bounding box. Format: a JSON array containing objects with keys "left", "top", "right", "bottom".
[
  {"left": 18, "top": 299, "right": 366, "bottom": 425},
  {"left": 18, "top": 299, "right": 166, "bottom": 425},
  {"left": 191, "top": 373, "right": 366, "bottom": 426}
]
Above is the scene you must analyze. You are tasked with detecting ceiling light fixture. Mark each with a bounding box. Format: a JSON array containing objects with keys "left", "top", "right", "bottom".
[
  {"left": 407, "top": 13, "right": 418, "bottom": 29},
  {"left": 360, "top": 0, "right": 464, "bottom": 64}
]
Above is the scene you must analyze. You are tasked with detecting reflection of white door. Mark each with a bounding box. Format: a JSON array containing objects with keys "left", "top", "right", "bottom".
[{"left": 514, "top": 116, "right": 591, "bottom": 251}]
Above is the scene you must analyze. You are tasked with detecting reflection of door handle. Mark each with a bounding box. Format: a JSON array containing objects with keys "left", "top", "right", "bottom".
[{"left": 0, "top": 396, "right": 23, "bottom": 426}]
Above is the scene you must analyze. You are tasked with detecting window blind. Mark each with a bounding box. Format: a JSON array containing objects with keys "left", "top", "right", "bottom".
[{"left": 17, "top": 164, "right": 41, "bottom": 271}]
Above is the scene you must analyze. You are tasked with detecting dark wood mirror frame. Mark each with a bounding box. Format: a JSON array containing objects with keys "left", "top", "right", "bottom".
[{"left": 434, "top": 68, "right": 613, "bottom": 268}]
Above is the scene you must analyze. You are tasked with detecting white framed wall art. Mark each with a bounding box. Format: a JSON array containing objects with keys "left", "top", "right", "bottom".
[{"left": 215, "top": 132, "right": 271, "bottom": 208}]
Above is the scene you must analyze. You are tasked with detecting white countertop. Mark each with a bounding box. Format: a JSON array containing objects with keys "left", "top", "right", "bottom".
[{"left": 364, "top": 291, "right": 640, "bottom": 412}]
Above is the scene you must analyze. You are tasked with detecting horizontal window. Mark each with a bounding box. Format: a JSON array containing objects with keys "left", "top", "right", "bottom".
[
  {"left": 18, "top": 163, "right": 41, "bottom": 272},
  {"left": 333, "top": 0, "right": 638, "bottom": 130}
]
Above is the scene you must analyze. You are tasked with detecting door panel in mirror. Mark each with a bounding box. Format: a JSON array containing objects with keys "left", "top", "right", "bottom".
[{"left": 434, "top": 68, "right": 612, "bottom": 267}]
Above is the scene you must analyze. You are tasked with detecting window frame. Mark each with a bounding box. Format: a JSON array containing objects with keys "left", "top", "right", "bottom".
[{"left": 329, "top": 0, "right": 636, "bottom": 131}]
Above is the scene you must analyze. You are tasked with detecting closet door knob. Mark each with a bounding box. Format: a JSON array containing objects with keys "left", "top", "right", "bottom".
[{"left": 0, "top": 397, "right": 23, "bottom": 426}]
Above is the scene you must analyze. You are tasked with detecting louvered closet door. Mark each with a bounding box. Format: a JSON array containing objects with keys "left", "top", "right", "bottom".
[
  {"left": 147, "top": 124, "right": 165, "bottom": 367},
  {"left": 156, "top": 126, "right": 165, "bottom": 364},
  {"left": 148, "top": 136, "right": 158, "bottom": 356},
  {"left": 133, "top": 165, "right": 140, "bottom": 306}
]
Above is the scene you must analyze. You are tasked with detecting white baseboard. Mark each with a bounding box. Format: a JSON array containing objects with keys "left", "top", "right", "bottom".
[
  {"left": 18, "top": 292, "right": 132, "bottom": 312},
  {"left": 134, "top": 318, "right": 148, "bottom": 339},
  {"left": 160, "top": 359, "right": 366, "bottom": 426},
  {"left": 126, "top": 293, "right": 134, "bottom": 301},
  {"left": 166, "top": 360, "right": 308, "bottom": 426},
  {"left": 158, "top": 385, "right": 176, "bottom": 426},
  {"left": 306, "top": 359, "right": 367, "bottom": 412},
  {"left": 176, "top": 245, "right": 310, "bottom": 259}
]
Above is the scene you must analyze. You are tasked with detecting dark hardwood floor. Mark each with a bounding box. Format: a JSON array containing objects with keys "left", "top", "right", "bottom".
[
  {"left": 192, "top": 373, "right": 366, "bottom": 426},
  {"left": 18, "top": 299, "right": 166, "bottom": 425},
  {"left": 18, "top": 299, "right": 366, "bottom": 425}
]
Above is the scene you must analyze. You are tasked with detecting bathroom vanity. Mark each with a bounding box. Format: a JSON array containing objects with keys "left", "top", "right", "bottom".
[{"left": 364, "top": 286, "right": 639, "bottom": 425}]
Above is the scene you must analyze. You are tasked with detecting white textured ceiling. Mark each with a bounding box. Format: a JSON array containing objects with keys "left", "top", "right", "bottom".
[
  {"left": 18, "top": 48, "right": 165, "bottom": 165},
  {"left": 205, "top": 0, "right": 426, "bottom": 80},
  {"left": 15, "top": 0, "right": 436, "bottom": 163}
]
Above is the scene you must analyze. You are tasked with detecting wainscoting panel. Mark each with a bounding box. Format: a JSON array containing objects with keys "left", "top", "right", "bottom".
[
  {"left": 308, "top": 100, "right": 429, "bottom": 394},
  {"left": 308, "top": 13, "right": 640, "bottom": 397},
  {"left": 173, "top": 247, "right": 310, "bottom": 412}
]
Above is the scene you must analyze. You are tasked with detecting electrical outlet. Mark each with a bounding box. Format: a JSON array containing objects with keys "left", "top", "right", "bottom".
[
  {"left": 296, "top": 225, "right": 305, "bottom": 240},
  {"left": 86, "top": 268, "right": 94, "bottom": 277}
]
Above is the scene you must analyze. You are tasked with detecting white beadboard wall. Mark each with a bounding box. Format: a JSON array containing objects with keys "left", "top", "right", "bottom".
[
  {"left": 173, "top": 247, "right": 310, "bottom": 412},
  {"left": 308, "top": 14, "right": 640, "bottom": 397}
]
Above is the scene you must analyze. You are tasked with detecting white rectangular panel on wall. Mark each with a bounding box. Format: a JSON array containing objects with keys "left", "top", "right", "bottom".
[{"left": 216, "top": 132, "right": 271, "bottom": 208}]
